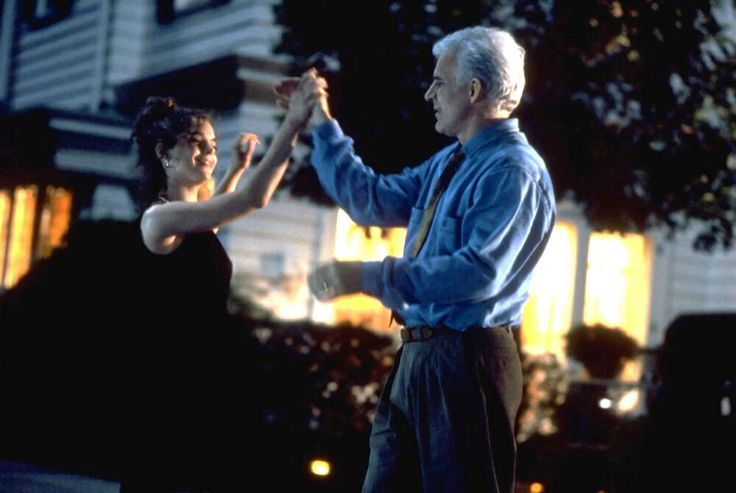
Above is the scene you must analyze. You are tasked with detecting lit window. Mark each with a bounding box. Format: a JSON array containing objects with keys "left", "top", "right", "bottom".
[
  {"left": 0, "top": 191, "right": 11, "bottom": 284},
  {"left": 5, "top": 186, "right": 39, "bottom": 288},
  {"left": 330, "top": 210, "right": 406, "bottom": 331},
  {"left": 0, "top": 185, "right": 73, "bottom": 289},
  {"left": 35, "top": 186, "right": 73, "bottom": 259},
  {"left": 582, "top": 232, "right": 651, "bottom": 345},
  {"left": 521, "top": 222, "right": 578, "bottom": 355}
]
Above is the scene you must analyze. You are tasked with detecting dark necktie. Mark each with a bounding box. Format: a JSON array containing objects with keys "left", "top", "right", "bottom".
[
  {"left": 390, "top": 147, "right": 465, "bottom": 327},
  {"left": 409, "top": 147, "right": 465, "bottom": 257}
]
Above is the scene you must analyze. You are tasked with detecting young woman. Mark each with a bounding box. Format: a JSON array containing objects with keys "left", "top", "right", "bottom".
[
  {"left": 135, "top": 72, "right": 322, "bottom": 251},
  {"left": 120, "top": 72, "right": 323, "bottom": 492}
]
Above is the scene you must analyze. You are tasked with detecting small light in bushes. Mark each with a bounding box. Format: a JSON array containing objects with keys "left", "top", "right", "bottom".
[
  {"left": 598, "top": 397, "right": 613, "bottom": 409},
  {"left": 309, "top": 458, "right": 332, "bottom": 477},
  {"left": 530, "top": 482, "right": 545, "bottom": 493}
]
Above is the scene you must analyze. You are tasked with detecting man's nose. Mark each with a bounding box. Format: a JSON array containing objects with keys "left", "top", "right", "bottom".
[{"left": 424, "top": 86, "right": 433, "bottom": 101}]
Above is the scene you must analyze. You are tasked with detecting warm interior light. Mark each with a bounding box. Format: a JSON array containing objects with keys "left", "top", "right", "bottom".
[
  {"left": 583, "top": 232, "right": 651, "bottom": 346},
  {"left": 521, "top": 222, "right": 578, "bottom": 355},
  {"left": 331, "top": 210, "right": 406, "bottom": 331},
  {"left": 616, "top": 389, "right": 641, "bottom": 413},
  {"left": 5, "top": 186, "right": 38, "bottom": 288},
  {"left": 309, "top": 458, "right": 331, "bottom": 477},
  {"left": 35, "top": 186, "right": 72, "bottom": 259},
  {"left": 0, "top": 190, "right": 10, "bottom": 285},
  {"left": 530, "top": 482, "right": 545, "bottom": 493}
]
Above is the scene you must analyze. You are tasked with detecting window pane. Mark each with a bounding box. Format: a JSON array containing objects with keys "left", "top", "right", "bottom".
[
  {"left": 36, "top": 186, "right": 73, "bottom": 259},
  {"left": 35, "top": 0, "right": 52, "bottom": 18},
  {"left": 583, "top": 232, "right": 652, "bottom": 345},
  {"left": 0, "top": 190, "right": 11, "bottom": 285},
  {"left": 521, "top": 221, "right": 578, "bottom": 355},
  {"left": 4, "top": 186, "right": 38, "bottom": 288},
  {"left": 174, "top": 0, "right": 211, "bottom": 12}
]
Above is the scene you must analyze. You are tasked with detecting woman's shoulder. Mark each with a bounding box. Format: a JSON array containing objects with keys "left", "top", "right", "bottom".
[{"left": 139, "top": 200, "right": 185, "bottom": 255}]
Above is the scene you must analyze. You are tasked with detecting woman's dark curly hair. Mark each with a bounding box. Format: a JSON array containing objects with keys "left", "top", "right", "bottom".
[{"left": 131, "top": 96, "right": 211, "bottom": 211}]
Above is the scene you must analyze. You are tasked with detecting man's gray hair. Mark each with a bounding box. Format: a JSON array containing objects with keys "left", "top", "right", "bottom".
[{"left": 433, "top": 26, "right": 526, "bottom": 112}]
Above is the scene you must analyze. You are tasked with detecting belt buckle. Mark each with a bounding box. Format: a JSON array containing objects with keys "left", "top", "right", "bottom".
[
  {"left": 400, "top": 326, "right": 435, "bottom": 343},
  {"left": 400, "top": 328, "right": 410, "bottom": 343}
]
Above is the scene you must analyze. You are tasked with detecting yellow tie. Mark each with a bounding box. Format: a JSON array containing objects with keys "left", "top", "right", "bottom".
[
  {"left": 390, "top": 147, "right": 465, "bottom": 328},
  {"left": 409, "top": 147, "right": 465, "bottom": 257}
]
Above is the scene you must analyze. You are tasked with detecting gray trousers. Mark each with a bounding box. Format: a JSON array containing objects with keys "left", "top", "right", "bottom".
[{"left": 362, "top": 327, "right": 523, "bottom": 493}]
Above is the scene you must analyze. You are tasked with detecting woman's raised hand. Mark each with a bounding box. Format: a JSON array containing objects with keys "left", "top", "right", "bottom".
[
  {"left": 280, "top": 69, "right": 329, "bottom": 128},
  {"left": 231, "top": 132, "right": 260, "bottom": 173}
]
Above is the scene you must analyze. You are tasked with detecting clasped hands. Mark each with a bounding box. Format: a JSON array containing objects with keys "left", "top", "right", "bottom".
[
  {"left": 307, "top": 260, "right": 363, "bottom": 302},
  {"left": 273, "top": 68, "right": 332, "bottom": 128},
  {"left": 274, "top": 69, "right": 353, "bottom": 302}
]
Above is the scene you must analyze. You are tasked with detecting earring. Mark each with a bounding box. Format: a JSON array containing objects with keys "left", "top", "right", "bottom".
[{"left": 162, "top": 157, "right": 172, "bottom": 168}]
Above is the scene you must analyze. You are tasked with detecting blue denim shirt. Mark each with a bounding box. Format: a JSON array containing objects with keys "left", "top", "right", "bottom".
[{"left": 311, "top": 118, "right": 556, "bottom": 330}]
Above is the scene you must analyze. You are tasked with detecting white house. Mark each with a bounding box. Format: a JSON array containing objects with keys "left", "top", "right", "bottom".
[{"left": 1, "top": 0, "right": 734, "bottom": 363}]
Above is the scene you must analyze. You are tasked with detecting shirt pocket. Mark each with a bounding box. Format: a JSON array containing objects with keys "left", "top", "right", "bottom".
[
  {"left": 409, "top": 208, "right": 461, "bottom": 254},
  {"left": 433, "top": 215, "right": 461, "bottom": 253}
]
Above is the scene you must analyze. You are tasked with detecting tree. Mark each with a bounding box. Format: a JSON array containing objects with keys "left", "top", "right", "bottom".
[{"left": 274, "top": 0, "right": 736, "bottom": 249}]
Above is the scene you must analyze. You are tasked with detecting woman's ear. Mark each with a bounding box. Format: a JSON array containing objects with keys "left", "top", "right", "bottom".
[{"left": 155, "top": 143, "right": 167, "bottom": 160}]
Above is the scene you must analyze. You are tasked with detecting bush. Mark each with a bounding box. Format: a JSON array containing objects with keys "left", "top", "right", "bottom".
[{"left": 565, "top": 324, "right": 639, "bottom": 379}]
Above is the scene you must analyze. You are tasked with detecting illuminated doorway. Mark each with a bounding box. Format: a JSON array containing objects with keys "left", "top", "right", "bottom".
[
  {"left": 521, "top": 221, "right": 578, "bottom": 355},
  {"left": 583, "top": 232, "right": 652, "bottom": 346}
]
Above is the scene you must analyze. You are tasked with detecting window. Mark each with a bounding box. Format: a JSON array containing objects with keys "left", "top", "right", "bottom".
[
  {"left": 3, "top": 186, "right": 38, "bottom": 288},
  {"left": 582, "top": 232, "right": 652, "bottom": 345},
  {"left": 329, "top": 210, "right": 406, "bottom": 331},
  {"left": 35, "top": 185, "right": 73, "bottom": 259},
  {"left": 174, "top": 0, "right": 214, "bottom": 11},
  {"left": 20, "top": 0, "right": 73, "bottom": 28},
  {"left": 521, "top": 221, "right": 578, "bottom": 355},
  {"left": 156, "top": 0, "right": 229, "bottom": 24},
  {"left": 0, "top": 185, "right": 73, "bottom": 289}
]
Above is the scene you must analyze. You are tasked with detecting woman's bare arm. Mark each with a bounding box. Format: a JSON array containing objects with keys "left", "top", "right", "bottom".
[{"left": 141, "top": 73, "right": 323, "bottom": 254}]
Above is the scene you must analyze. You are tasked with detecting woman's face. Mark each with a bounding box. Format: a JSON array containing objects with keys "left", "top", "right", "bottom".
[{"left": 165, "top": 119, "right": 218, "bottom": 187}]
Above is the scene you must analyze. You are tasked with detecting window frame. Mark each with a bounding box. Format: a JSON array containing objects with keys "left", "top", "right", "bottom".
[
  {"left": 20, "top": 0, "right": 73, "bottom": 30},
  {"left": 156, "top": 0, "right": 230, "bottom": 25}
]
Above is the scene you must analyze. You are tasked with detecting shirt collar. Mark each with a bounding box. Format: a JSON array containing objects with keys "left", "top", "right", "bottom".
[{"left": 460, "top": 118, "right": 520, "bottom": 158}]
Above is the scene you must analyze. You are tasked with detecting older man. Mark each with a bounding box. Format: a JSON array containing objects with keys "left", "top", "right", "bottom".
[{"left": 279, "top": 26, "right": 555, "bottom": 493}]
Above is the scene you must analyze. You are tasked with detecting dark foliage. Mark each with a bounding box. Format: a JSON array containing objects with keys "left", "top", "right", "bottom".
[
  {"left": 565, "top": 323, "right": 639, "bottom": 379},
  {"left": 0, "top": 219, "right": 395, "bottom": 491},
  {"left": 274, "top": 0, "right": 736, "bottom": 249}
]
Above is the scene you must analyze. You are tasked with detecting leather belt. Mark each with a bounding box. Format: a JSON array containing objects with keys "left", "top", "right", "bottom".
[
  {"left": 400, "top": 326, "right": 456, "bottom": 343},
  {"left": 399, "top": 325, "right": 517, "bottom": 343}
]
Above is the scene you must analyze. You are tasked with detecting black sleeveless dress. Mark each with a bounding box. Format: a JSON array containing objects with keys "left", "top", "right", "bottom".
[{"left": 122, "top": 229, "right": 252, "bottom": 489}]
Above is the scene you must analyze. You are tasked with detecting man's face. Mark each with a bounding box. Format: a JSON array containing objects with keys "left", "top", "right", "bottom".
[{"left": 424, "top": 51, "right": 471, "bottom": 138}]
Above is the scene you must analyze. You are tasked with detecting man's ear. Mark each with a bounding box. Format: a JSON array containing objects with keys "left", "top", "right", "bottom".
[{"left": 469, "top": 78, "right": 484, "bottom": 103}]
